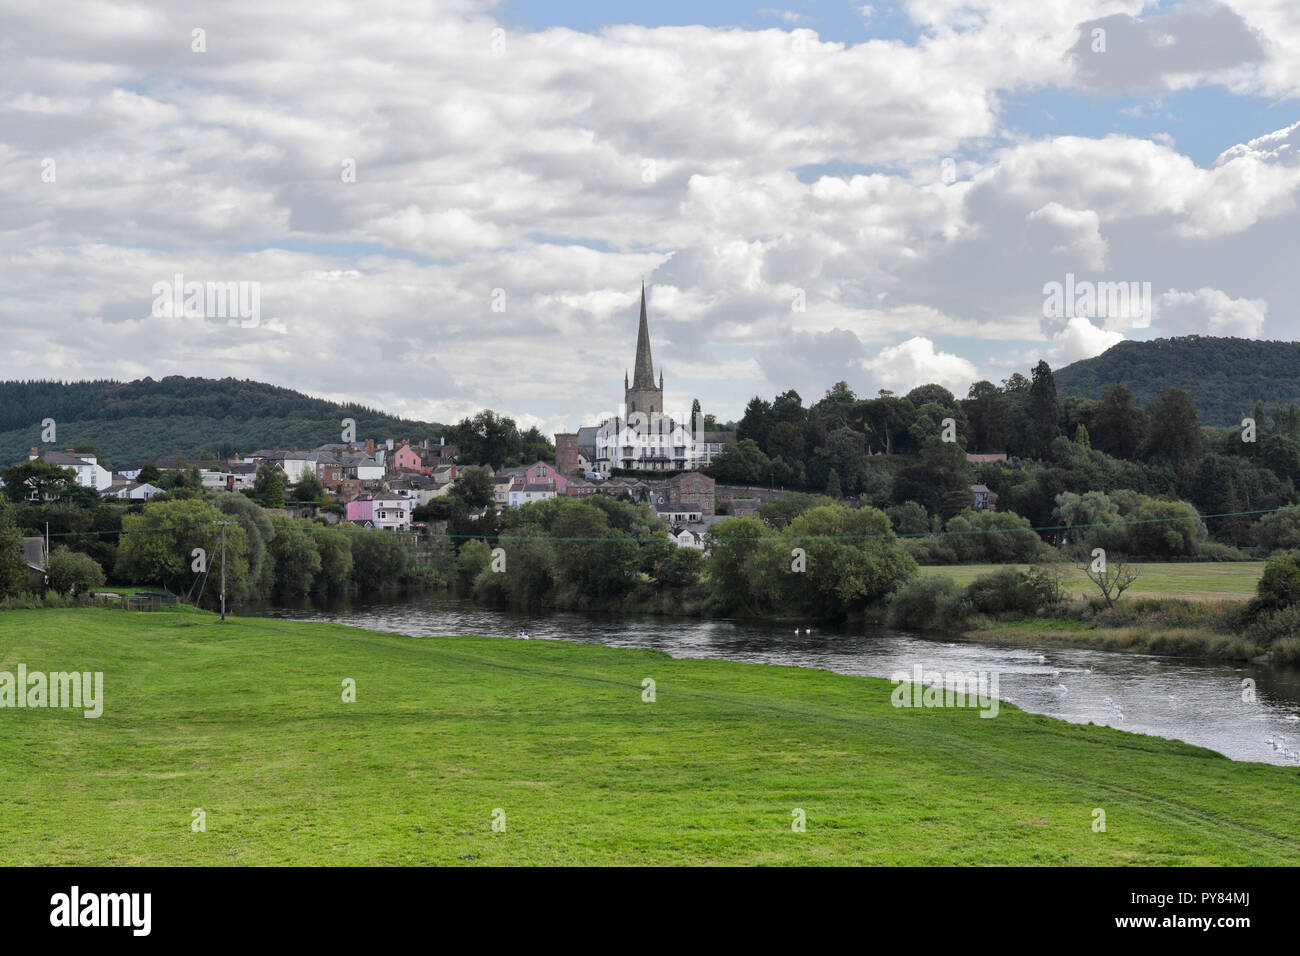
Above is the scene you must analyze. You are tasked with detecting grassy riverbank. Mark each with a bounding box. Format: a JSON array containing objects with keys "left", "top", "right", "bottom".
[
  {"left": 1, "top": 607, "right": 1297, "bottom": 865},
  {"left": 919, "top": 561, "right": 1266, "bottom": 601},
  {"left": 913, "top": 562, "right": 1287, "bottom": 661}
]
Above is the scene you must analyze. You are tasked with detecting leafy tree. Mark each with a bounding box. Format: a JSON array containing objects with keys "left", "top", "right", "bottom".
[
  {"left": 962, "top": 381, "right": 1010, "bottom": 453},
  {"left": 859, "top": 393, "right": 914, "bottom": 455},
  {"left": 812, "top": 382, "right": 857, "bottom": 430},
  {"left": 886, "top": 501, "right": 930, "bottom": 535},
  {"left": 451, "top": 467, "right": 494, "bottom": 509},
  {"left": 1024, "top": 360, "right": 1062, "bottom": 459},
  {"left": 1091, "top": 385, "right": 1148, "bottom": 460},
  {"left": 450, "top": 410, "right": 525, "bottom": 469},
  {"left": 1143, "top": 389, "right": 1203, "bottom": 469},
  {"left": 291, "top": 471, "right": 327, "bottom": 504},
  {"left": 649, "top": 544, "right": 704, "bottom": 589},
  {"left": 943, "top": 509, "right": 1043, "bottom": 563},
  {"left": 825, "top": 468, "right": 842, "bottom": 499},
  {"left": 0, "top": 460, "right": 76, "bottom": 502},
  {"left": 812, "top": 428, "right": 867, "bottom": 494},
  {"left": 708, "top": 438, "right": 771, "bottom": 485},
  {"left": 767, "top": 421, "right": 805, "bottom": 463},
  {"left": 1254, "top": 552, "right": 1300, "bottom": 613},
  {"left": 1053, "top": 490, "right": 1122, "bottom": 546},
  {"left": 46, "top": 547, "right": 106, "bottom": 595},
  {"left": 736, "top": 397, "right": 774, "bottom": 451},
  {"left": 905, "top": 384, "right": 958, "bottom": 409},
  {"left": 759, "top": 493, "right": 835, "bottom": 530},
  {"left": 704, "top": 517, "right": 771, "bottom": 615},
  {"left": 308, "top": 526, "right": 353, "bottom": 594},
  {"left": 1257, "top": 508, "right": 1300, "bottom": 553},
  {"left": 349, "top": 530, "right": 414, "bottom": 593},
  {"left": 778, "top": 505, "right": 917, "bottom": 619},
  {"left": 267, "top": 516, "right": 322, "bottom": 596},
  {"left": 253, "top": 463, "right": 286, "bottom": 508},
  {"left": 520, "top": 425, "right": 554, "bottom": 463},
  {"left": 548, "top": 500, "right": 639, "bottom": 603},
  {"left": 206, "top": 490, "right": 275, "bottom": 600},
  {"left": 0, "top": 498, "right": 28, "bottom": 596},
  {"left": 115, "top": 498, "right": 250, "bottom": 605},
  {"left": 1126, "top": 498, "right": 1206, "bottom": 558},
  {"left": 892, "top": 440, "right": 973, "bottom": 515},
  {"left": 457, "top": 538, "right": 492, "bottom": 583},
  {"left": 771, "top": 389, "right": 806, "bottom": 425}
]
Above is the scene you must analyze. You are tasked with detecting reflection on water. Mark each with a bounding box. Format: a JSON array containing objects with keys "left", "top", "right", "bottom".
[{"left": 249, "top": 593, "right": 1300, "bottom": 767}]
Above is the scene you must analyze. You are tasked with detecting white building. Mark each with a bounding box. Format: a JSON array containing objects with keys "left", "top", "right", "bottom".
[
  {"left": 371, "top": 496, "right": 412, "bottom": 531},
  {"left": 587, "top": 285, "right": 715, "bottom": 475},
  {"left": 29, "top": 449, "right": 112, "bottom": 491},
  {"left": 103, "top": 481, "right": 162, "bottom": 501},
  {"left": 507, "top": 482, "right": 558, "bottom": 508}
]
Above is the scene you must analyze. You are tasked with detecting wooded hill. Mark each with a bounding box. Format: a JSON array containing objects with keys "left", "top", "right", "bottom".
[
  {"left": 0, "top": 377, "right": 447, "bottom": 468},
  {"left": 1055, "top": 336, "right": 1300, "bottom": 426}
]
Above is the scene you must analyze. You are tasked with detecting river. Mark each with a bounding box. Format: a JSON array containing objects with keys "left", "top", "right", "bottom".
[{"left": 251, "top": 593, "right": 1300, "bottom": 767}]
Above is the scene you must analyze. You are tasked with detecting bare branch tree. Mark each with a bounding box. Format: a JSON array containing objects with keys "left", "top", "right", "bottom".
[{"left": 1081, "top": 555, "right": 1139, "bottom": 609}]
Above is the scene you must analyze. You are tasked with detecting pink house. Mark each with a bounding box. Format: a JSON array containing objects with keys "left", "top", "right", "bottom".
[
  {"left": 345, "top": 498, "right": 373, "bottom": 522},
  {"left": 391, "top": 442, "right": 426, "bottom": 474},
  {"left": 519, "top": 461, "right": 567, "bottom": 493}
]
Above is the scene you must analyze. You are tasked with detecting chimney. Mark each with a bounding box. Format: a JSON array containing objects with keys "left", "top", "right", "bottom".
[{"left": 365, "top": 439, "right": 375, "bottom": 455}]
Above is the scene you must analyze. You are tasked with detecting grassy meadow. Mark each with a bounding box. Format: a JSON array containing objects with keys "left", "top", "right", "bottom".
[
  {"left": 0, "top": 607, "right": 1297, "bottom": 865},
  {"left": 920, "top": 561, "right": 1266, "bottom": 602}
]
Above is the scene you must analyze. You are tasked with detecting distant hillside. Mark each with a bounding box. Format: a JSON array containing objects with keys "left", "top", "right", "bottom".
[
  {"left": 1054, "top": 336, "right": 1300, "bottom": 426},
  {"left": 0, "top": 377, "right": 448, "bottom": 468}
]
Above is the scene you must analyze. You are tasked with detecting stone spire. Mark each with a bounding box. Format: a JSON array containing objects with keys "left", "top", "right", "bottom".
[{"left": 631, "top": 281, "right": 655, "bottom": 390}]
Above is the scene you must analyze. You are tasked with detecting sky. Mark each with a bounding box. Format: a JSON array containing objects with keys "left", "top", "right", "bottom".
[{"left": 3, "top": 0, "right": 1299, "bottom": 438}]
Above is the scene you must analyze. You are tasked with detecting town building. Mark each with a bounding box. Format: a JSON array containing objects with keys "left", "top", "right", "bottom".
[
  {"left": 27, "top": 449, "right": 112, "bottom": 491},
  {"left": 582, "top": 285, "right": 711, "bottom": 476}
]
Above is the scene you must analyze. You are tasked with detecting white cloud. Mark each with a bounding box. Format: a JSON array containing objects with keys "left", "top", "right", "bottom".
[
  {"left": 1045, "top": 317, "right": 1125, "bottom": 365},
  {"left": 1156, "top": 288, "right": 1269, "bottom": 337},
  {"left": 0, "top": 1, "right": 1297, "bottom": 431},
  {"left": 859, "top": 337, "right": 980, "bottom": 396}
]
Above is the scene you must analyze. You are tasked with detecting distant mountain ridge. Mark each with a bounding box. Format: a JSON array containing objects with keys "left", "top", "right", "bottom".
[
  {"left": 1054, "top": 336, "right": 1300, "bottom": 426},
  {"left": 0, "top": 377, "right": 447, "bottom": 468}
]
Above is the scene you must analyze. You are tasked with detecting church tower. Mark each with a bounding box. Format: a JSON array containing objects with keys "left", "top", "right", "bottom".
[{"left": 624, "top": 282, "right": 663, "bottom": 416}]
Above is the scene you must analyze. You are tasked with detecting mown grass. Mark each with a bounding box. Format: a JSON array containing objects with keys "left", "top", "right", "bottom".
[
  {"left": 920, "top": 562, "right": 1265, "bottom": 601},
  {"left": 1, "top": 607, "right": 1298, "bottom": 865}
]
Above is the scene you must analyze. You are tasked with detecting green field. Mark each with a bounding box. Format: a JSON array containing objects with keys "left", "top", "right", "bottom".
[
  {"left": 920, "top": 562, "right": 1266, "bottom": 602},
  {"left": 1, "top": 607, "right": 1297, "bottom": 865}
]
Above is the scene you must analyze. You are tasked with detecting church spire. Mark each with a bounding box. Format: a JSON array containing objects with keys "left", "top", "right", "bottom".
[{"left": 631, "top": 281, "right": 655, "bottom": 390}]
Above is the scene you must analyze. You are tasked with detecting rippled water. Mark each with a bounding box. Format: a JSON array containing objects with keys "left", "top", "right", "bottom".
[{"left": 250, "top": 593, "right": 1300, "bottom": 766}]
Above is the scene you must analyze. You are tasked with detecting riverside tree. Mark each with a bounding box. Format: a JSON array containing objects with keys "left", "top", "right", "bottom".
[{"left": 115, "top": 498, "right": 250, "bottom": 604}]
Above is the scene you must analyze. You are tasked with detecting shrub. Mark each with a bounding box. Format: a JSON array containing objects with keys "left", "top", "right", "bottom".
[
  {"left": 1271, "top": 638, "right": 1300, "bottom": 666},
  {"left": 887, "top": 575, "right": 970, "bottom": 630},
  {"left": 1243, "top": 604, "right": 1300, "bottom": 647},
  {"left": 1253, "top": 552, "right": 1300, "bottom": 614},
  {"left": 46, "top": 547, "right": 106, "bottom": 595},
  {"left": 964, "top": 567, "right": 1059, "bottom": 616}
]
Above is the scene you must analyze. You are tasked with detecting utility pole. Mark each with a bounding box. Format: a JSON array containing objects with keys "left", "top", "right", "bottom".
[{"left": 219, "top": 521, "right": 228, "bottom": 622}]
